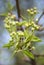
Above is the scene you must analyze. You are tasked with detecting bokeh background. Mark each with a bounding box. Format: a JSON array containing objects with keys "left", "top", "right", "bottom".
[{"left": 0, "top": 0, "right": 44, "bottom": 65}]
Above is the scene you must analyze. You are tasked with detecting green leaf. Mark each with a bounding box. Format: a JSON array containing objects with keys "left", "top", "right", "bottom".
[
  {"left": 24, "top": 33, "right": 33, "bottom": 44},
  {"left": 32, "top": 36, "right": 41, "bottom": 42},
  {"left": 24, "top": 30, "right": 29, "bottom": 37},
  {"left": 0, "top": 13, "right": 8, "bottom": 16},
  {"left": 7, "top": 1, "right": 13, "bottom": 11},
  {"left": 3, "top": 43, "right": 10, "bottom": 49},
  {"left": 23, "top": 50, "right": 34, "bottom": 59}
]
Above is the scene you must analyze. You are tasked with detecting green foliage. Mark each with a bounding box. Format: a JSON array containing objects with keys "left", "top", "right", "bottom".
[
  {"left": 0, "top": 0, "right": 14, "bottom": 16},
  {"left": 3, "top": 7, "right": 41, "bottom": 59}
]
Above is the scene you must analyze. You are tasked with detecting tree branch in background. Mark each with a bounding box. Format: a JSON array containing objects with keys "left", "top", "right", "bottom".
[
  {"left": 34, "top": 54, "right": 44, "bottom": 57},
  {"left": 38, "top": 13, "right": 44, "bottom": 23},
  {"left": 37, "top": 11, "right": 44, "bottom": 24},
  {"left": 36, "top": 11, "right": 44, "bottom": 31},
  {"left": 16, "top": 0, "right": 21, "bottom": 21}
]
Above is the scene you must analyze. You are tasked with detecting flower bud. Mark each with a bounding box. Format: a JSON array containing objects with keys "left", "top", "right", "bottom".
[
  {"left": 31, "top": 28, "right": 35, "bottom": 31},
  {"left": 5, "top": 24, "right": 10, "bottom": 29},
  {"left": 17, "top": 31, "right": 24, "bottom": 36},
  {"left": 30, "top": 12, "right": 34, "bottom": 15},
  {"left": 31, "top": 21, "right": 34, "bottom": 25},
  {"left": 36, "top": 26, "right": 40, "bottom": 29},
  {"left": 25, "top": 23, "right": 29, "bottom": 27},
  {"left": 30, "top": 8, "right": 33, "bottom": 12},
  {"left": 27, "top": 9, "right": 31, "bottom": 14},
  {"left": 32, "top": 46, "right": 35, "bottom": 50},
  {"left": 10, "top": 31, "right": 16, "bottom": 36},
  {"left": 36, "top": 18, "right": 38, "bottom": 22},
  {"left": 12, "top": 21, "right": 16, "bottom": 25},
  {"left": 34, "top": 10, "right": 37, "bottom": 14},
  {"left": 34, "top": 7, "right": 37, "bottom": 10},
  {"left": 11, "top": 15, "right": 16, "bottom": 19}
]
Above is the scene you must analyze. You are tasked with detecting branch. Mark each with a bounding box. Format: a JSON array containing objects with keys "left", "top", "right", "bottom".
[
  {"left": 38, "top": 13, "right": 43, "bottom": 23},
  {"left": 16, "top": 0, "right": 21, "bottom": 20},
  {"left": 34, "top": 54, "right": 44, "bottom": 57},
  {"left": 36, "top": 11, "right": 44, "bottom": 24}
]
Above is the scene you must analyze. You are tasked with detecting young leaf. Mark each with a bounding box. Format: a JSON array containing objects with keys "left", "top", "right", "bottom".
[
  {"left": 23, "top": 50, "right": 34, "bottom": 59},
  {"left": 3, "top": 43, "right": 10, "bottom": 49},
  {"left": 32, "top": 36, "right": 41, "bottom": 42}
]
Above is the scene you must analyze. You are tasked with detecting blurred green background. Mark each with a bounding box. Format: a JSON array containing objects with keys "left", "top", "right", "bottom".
[{"left": 0, "top": 0, "right": 44, "bottom": 65}]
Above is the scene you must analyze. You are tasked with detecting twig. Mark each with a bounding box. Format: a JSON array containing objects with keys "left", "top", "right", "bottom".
[
  {"left": 34, "top": 54, "right": 44, "bottom": 57},
  {"left": 38, "top": 26, "right": 44, "bottom": 31},
  {"left": 37, "top": 11, "right": 44, "bottom": 24}
]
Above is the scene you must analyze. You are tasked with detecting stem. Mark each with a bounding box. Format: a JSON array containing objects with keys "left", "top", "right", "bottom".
[{"left": 30, "top": 58, "right": 36, "bottom": 65}]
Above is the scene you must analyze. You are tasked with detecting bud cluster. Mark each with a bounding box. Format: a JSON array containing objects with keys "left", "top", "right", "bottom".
[
  {"left": 27, "top": 7, "right": 37, "bottom": 15},
  {"left": 3, "top": 8, "right": 41, "bottom": 58}
]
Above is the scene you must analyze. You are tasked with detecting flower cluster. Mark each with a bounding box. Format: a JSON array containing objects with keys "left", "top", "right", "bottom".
[
  {"left": 27, "top": 7, "right": 37, "bottom": 15},
  {"left": 3, "top": 8, "right": 41, "bottom": 59}
]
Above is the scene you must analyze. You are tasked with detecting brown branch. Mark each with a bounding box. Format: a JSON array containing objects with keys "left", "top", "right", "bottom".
[
  {"left": 16, "top": 0, "right": 21, "bottom": 21},
  {"left": 34, "top": 54, "right": 44, "bottom": 57}
]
